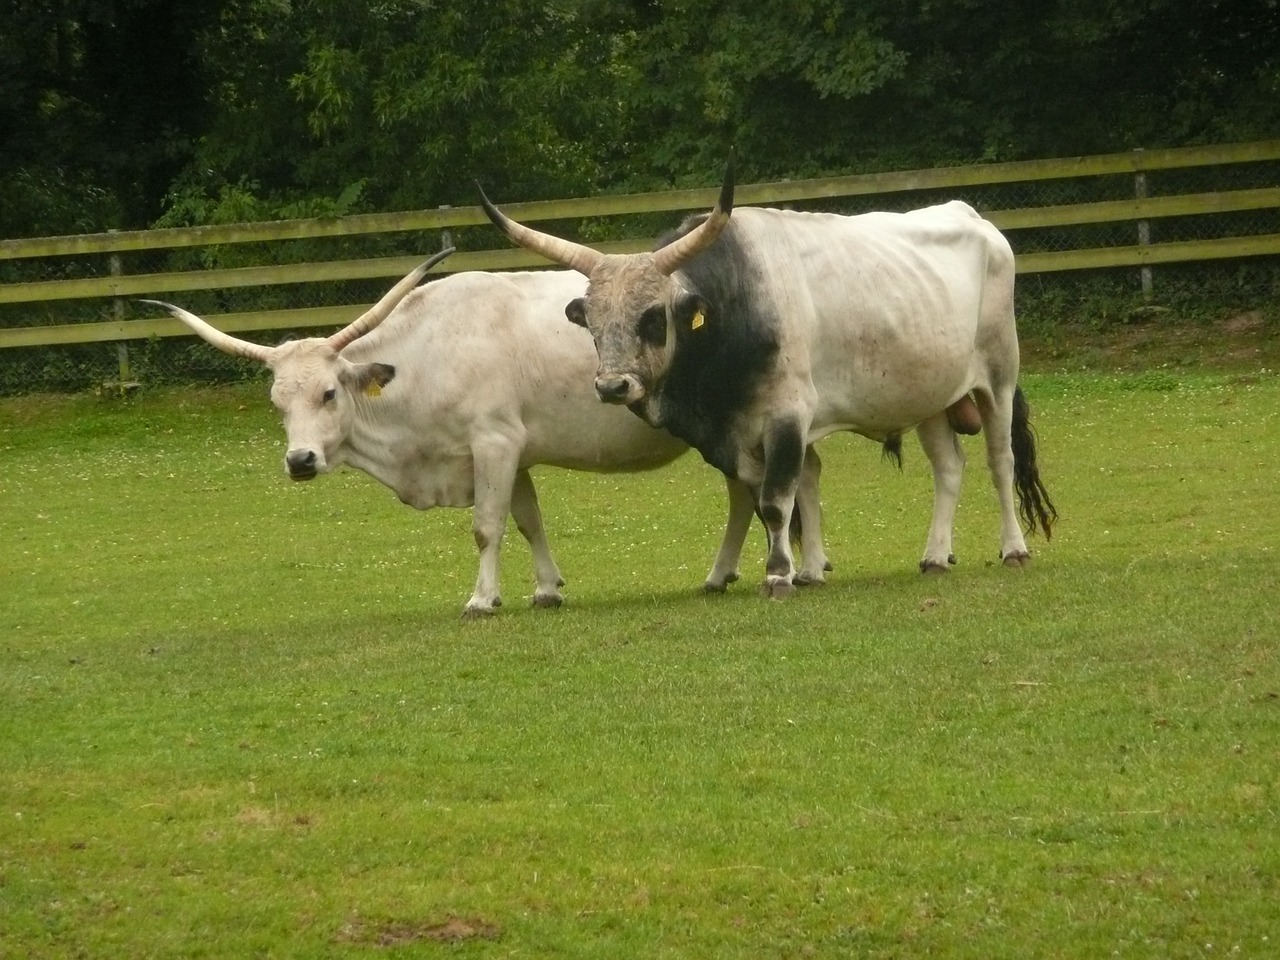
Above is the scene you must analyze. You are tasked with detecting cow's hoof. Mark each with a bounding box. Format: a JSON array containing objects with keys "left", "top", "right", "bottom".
[
  {"left": 823, "top": 561, "right": 834, "bottom": 573},
  {"left": 461, "top": 602, "right": 499, "bottom": 620},
  {"left": 919, "top": 560, "right": 950, "bottom": 575},
  {"left": 1002, "top": 551, "right": 1031, "bottom": 569},
  {"left": 531, "top": 592, "right": 564, "bottom": 609},
  {"left": 761, "top": 576, "right": 796, "bottom": 600},
  {"left": 703, "top": 572, "right": 740, "bottom": 594},
  {"left": 792, "top": 571, "right": 827, "bottom": 587}
]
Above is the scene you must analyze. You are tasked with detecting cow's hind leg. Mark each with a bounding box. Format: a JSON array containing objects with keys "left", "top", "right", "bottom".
[
  {"left": 973, "top": 386, "right": 1032, "bottom": 566},
  {"left": 509, "top": 468, "right": 567, "bottom": 608},
  {"left": 792, "top": 444, "right": 831, "bottom": 585},
  {"left": 915, "top": 413, "right": 966, "bottom": 574},
  {"left": 704, "top": 476, "right": 753, "bottom": 592},
  {"left": 462, "top": 440, "right": 521, "bottom": 618}
]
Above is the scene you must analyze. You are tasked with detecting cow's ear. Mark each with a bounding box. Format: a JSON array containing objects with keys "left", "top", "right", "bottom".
[
  {"left": 344, "top": 361, "right": 397, "bottom": 397},
  {"left": 675, "top": 294, "right": 710, "bottom": 333},
  {"left": 565, "top": 298, "right": 588, "bottom": 327}
]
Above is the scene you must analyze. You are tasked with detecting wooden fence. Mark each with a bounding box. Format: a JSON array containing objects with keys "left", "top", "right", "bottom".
[{"left": 2, "top": 140, "right": 1278, "bottom": 355}]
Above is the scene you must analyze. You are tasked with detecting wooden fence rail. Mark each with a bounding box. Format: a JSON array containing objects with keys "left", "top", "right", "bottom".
[{"left": 2, "top": 139, "right": 1278, "bottom": 352}]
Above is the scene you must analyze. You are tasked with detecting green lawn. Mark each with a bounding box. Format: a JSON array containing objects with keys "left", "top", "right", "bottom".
[{"left": 2, "top": 358, "right": 1277, "bottom": 957}]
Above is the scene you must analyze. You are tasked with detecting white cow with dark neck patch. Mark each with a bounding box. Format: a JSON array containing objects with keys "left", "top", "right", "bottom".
[
  {"left": 479, "top": 157, "right": 1057, "bottom": 599},
  {"left": 145, "top": 251, "right": 830, "bottom": 615}
]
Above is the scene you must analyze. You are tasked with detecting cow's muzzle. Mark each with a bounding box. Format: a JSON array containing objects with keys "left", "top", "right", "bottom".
[
  {"left": 285, "top": 449, "right": 319, "bottom": 481},
  {"left": 595, "top": 373, "right": 643, "bottom": 405}
]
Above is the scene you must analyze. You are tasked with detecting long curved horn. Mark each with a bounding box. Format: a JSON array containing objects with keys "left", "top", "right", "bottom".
[
  {"left": 652, "top": 152, "right": 736, "bottom": 276},
  {"left": 476, "top": 183, "right": 602, "bottom": 276},
  {"left": 327, "top": 246, "right": 455, "bottom": 351},
  {"left": 140, "top": 300, "right": 275, "bottom": 363}
]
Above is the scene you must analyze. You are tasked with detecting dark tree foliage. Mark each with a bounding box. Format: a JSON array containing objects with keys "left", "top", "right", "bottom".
[
  {"left": 160, "top": 0, "right": 622, "bottom": 224},
  {"left": 575, "top": 0, "right": 913, "bottom": 185},
  {"left": 588, "top": 0, "right": 1280, "bottom": 183},
  {"left": 1, "top": 0, "right": 1276, "bottom": 234},
  {"left": 856, "top": 0, "right": 1280, "bottom": 165},
  {"left": 0, "top": 0, "right": 221, "bottom": 235}
]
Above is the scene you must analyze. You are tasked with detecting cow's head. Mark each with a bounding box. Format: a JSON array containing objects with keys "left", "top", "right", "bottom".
[
  {"left": 143, "top": 248, "right": 453, "bottom": 480},
  {"left": 478, "top": 158, "right": 735, "bottom": 406}
]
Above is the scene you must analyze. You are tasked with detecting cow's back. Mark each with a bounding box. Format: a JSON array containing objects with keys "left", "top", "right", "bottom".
[
  {"left": 349, "top": 270, "right": 686, "bottom": 472},
  {"left": 672, "top": 204, "right": 1016, "bottom": 441}
]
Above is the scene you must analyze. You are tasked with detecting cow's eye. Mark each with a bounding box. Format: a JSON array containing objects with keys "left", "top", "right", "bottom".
[
  {"left": 639, "top": 307, "right": 666, "bottom": 346},
  {"left": 322, "top": 388, "right": 337, "bottom": 403}
]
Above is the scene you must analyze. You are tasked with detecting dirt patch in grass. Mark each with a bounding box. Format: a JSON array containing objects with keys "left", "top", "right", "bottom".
[
  {"left": 335, "top": 915, "right": 502, "bottom": 947},
  {"left": 1219, "top": 309, "right": 1267, "bottom": 336},
  {"left": 1021, "top": 309, "right": 1279, "bottom": 374}
]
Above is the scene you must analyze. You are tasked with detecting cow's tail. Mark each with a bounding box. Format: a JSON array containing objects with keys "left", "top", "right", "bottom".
[
  {"left": 1011, "top": 385, "right": 1058, "bottom": 539},
  {"left": 882, "top": 433, "right": 903, "bottom": 469}
]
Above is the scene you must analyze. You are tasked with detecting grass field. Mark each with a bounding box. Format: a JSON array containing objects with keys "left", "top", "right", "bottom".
[{"left": 2, "top": 321, "right": 1278, "bottom": 958}]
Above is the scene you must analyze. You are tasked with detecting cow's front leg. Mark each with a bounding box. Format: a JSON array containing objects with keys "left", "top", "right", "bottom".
[
  {"left": 915, "top": 413, "right": 965, "bottom": 573},
  {"left": 792, "top": 444, "right": 831, "bottom": 585},
  {"left": 704, "top": 475, "right": 754, "bottom": 592},
  {"left": 509, "top": 468, "right": 567, "bottom": 608},
  {"left": 463, "top": 441, "right": 521, "bottom": 618},
  {"left": 758, "top": 420, "right": 807, "bottom": 599}
]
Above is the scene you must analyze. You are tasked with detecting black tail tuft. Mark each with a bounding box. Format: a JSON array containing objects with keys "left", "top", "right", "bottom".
[
  {"left": 1011, "top": 385, "right": 1058, "bottom": 539},
  {"left": 882, "top": 433, "right": 903, "bottom": 470},
  {"left": 789, "top": 501, "right": 803, "bottom": 551}
]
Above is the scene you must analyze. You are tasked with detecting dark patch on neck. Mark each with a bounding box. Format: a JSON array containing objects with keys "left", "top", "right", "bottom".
[{"left": 648, "top": 216, "right": 779, "bottom": 476}]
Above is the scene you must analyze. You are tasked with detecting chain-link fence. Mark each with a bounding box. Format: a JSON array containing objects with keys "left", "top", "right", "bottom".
[{"left": 2, "top": 150, "right": 1277, "bottom": 396}]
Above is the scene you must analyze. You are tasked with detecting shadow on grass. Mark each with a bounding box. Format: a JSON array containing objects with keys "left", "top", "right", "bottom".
[{"left": 477, "top": 563, "right": 936, "bottom": 619}]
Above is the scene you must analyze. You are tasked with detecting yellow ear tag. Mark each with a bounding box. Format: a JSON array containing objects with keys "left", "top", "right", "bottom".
[
  {"left": 365, "top": 382, "right": 382, "bottom": 397},
  {"left": 691, "top": 309, "right": 705, "bottom": 330}
]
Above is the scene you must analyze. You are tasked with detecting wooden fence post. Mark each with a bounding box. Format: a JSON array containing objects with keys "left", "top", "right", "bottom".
[
  {"left": 107, "top": 231, "right": 139, "bottom": 393},
  {"left": 439, "top": 205, "right": 453, "bottom": 252},
  {"left": 1134, "top": 149, "right": 1154, "bottom": 300}
]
